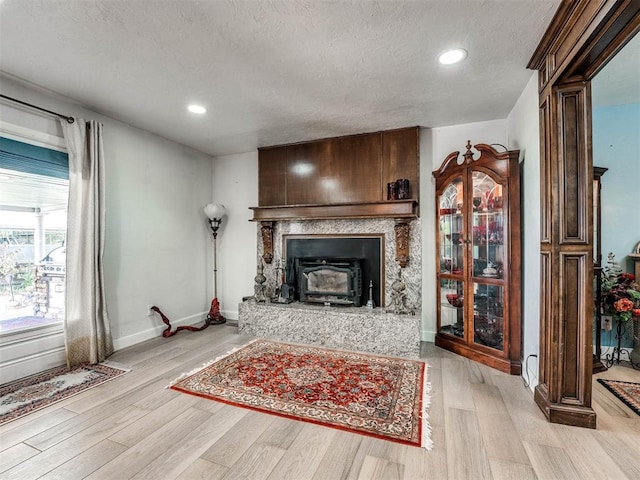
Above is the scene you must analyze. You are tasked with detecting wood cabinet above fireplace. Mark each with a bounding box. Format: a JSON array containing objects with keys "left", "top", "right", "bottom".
[{"left": 252, "top": 127, "right": 419, "bottom": 221}]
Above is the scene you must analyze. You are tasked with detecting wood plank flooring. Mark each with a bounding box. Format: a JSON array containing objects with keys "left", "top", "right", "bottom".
[{"left": 1, "top": 325, "right": 639, "bottom": 479}]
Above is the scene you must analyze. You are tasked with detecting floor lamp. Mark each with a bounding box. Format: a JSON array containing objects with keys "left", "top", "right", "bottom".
[{"left": 204, "top": 203, "right": 227, "bottom": 325}]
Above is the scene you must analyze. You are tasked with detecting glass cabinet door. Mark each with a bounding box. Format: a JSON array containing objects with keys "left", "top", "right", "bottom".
[
  {"left": 438, "top": 177, "right": 465, "bottom": 338},
  {"left": 471, "top": 171, "right": 505, "bottom": 351},
  {"left": 471, "top": 171, "right": 504, "bottom": 279},
  {"left": 438, "top": 177, "right": 464, "bottom": 276}
]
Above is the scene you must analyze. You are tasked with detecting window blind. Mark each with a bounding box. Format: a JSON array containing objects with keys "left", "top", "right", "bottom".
[{"left": 0, "top": 136, "right": 68, "bottom": 179}]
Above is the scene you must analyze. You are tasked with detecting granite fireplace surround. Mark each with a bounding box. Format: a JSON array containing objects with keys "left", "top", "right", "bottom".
[{"left": 238, "top": 217, "right": 422, "bottom": 358}]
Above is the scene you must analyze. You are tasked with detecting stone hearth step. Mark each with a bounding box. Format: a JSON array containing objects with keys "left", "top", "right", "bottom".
[{"left": 238, "top": 300, "right": 421, "bottom": 359}]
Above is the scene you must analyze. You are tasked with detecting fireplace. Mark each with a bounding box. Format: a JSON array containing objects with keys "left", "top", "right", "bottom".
[
  {"left": 298, "top": 258, "right": 363, "bottom": 306},
  {"left": 284, "top": 235, "right": 383, "bottom": 307}
]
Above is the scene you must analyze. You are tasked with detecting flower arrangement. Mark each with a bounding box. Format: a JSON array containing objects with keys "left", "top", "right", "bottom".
[{"left": 601, "top": 253, "right": 640, "bottom": 322}]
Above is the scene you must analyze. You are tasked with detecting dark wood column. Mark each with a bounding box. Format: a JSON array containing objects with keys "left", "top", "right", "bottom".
[
  {"left": 529, "top": 0, "right": 640, "bottom": 428},
  {"left": 534, "top": 81, "right": 596, "bottom": 428}
]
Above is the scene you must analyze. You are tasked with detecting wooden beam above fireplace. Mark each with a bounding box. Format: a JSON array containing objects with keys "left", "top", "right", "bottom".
[{"left": 250, "top": 199, "right": 418, "bottom": 222}]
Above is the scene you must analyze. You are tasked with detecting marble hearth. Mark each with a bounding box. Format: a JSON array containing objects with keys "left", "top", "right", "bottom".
[{"left": 239, "top": 301, "right": 421, "bottom": 358}]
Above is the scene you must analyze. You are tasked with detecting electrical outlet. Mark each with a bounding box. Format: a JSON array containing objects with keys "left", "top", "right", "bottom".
[
  {"left": 147, "top": 306, "right": 155, "bottom": 317},
  {"left": 602, "top": 316, "right": 612, "bottom": 331}
]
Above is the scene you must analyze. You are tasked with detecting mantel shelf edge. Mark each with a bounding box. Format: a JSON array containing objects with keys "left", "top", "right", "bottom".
[{"left": 250, "top": 200, "right": 418, "bottom": 222}]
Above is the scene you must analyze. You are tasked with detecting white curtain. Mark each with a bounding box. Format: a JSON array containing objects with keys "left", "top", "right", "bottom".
[{"left": 60, "top": 118, "right": 113, "bottom": 367}]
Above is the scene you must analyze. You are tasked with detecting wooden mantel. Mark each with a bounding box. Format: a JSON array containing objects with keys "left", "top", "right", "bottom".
[{"left": 250, "top": 199, "right": 418, "bottom": 222}]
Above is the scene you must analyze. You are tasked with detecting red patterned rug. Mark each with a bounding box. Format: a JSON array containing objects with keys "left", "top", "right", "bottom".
[
  {"left": 0, "top": 363, "right": 129, "bottom": 425},
  {"left": 170, "top": 339, "right": 431, "bottom": 448},
  {"left": 598, "top": 379, "right": 640, "bottom": 416}
]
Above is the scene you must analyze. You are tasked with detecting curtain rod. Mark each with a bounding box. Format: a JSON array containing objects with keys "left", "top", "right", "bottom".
[{"left": 0, "top": 94, "right": 75, "bottom": 124}]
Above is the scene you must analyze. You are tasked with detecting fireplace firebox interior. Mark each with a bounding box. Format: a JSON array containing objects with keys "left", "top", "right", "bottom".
[
  {"left": 298, "top": 258, "right": 363, "bottom": 306},
  {"left": 284, "top": 236, "right": 382, "bottom": 307}
]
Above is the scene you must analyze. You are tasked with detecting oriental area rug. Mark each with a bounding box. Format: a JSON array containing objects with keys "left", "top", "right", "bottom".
[
  {"left": 170, "top": 339, "right": 432, "bottom": 449},
  {"left": 0, "top": 363, "right": 129, "bottom": 425},
  {"left": 597, "top": 379, "right": 640, "bottom": 416}
]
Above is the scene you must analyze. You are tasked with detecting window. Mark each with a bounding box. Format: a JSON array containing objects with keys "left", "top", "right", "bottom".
[{"left": 0, "top": 137, "right": 68, "bottom": 333}]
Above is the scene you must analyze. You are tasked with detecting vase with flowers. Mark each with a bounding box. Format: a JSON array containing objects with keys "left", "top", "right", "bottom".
[{"left": 601, "top": 253, "right": 640, "bottom": 368}]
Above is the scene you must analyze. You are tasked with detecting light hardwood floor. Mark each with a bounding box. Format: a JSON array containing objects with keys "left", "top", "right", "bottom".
[{"left": 1, "top": 325, "right": 639, "bottom": 480}]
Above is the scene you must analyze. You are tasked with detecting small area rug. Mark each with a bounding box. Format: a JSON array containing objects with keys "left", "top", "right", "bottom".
[
  {"left": 597, "top": 379, "right": 640, "bottom": 416},
  {"left": 170, "top": 339, "right": 431, "bottom": 449},
  {"left": 0, "top": 363, "right": 129, "bottom": 425}
]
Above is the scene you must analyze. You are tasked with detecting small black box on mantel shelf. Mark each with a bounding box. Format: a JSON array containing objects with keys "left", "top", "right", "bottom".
[
  {"left": 387, "top": 182, "right": 397, "bottom": 200},
  {"left": 396, "top": 179, "right": 410, "bottom": 199}
]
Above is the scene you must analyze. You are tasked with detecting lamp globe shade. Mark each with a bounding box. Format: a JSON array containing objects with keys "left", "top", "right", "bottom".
[{"left": 204, "top": 204, "right": 227, "bottom": 220}]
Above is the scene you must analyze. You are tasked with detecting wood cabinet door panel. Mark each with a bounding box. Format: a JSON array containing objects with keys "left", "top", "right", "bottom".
[
  {"left": 327, "top": 134, "right": 382, "bottom": 204},
  {"left": 286, "top": 134, "right": 382, "bottom": 205},
  {"left": 258, "top": 146, "right": 287, "bottom": 206},
  {"left": 382, "top": 127, "right": 419, "bottom": 199},
  {"left": 283, "top": 142, "right": 316, "bottom": 204}
]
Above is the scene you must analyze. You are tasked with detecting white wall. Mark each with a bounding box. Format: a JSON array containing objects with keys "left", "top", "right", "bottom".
[
  {"left": 211, "top": 152, "right": 258, "bottom": 320},
  {"left": 103, "top": 122, "right": 213, "bottom": 348},
  {"left": 507, "top": 72, "right": 541, "bottom": 389},
  {"left": 419, "top": 128, "right": 435, "bottom": 341},
  {"left": 431, "top": 120, "right": 508, "bottom": 162},
  {"left": 421, "top": 120, "right": 508, "bottom": 341},
  {"left": 0, "top": 75, "right": 214, "bottom": 358}
]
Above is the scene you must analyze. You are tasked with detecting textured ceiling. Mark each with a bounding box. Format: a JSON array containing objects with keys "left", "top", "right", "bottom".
[{"left": 0, "top": 0, "right": 563, "bottom": 156}]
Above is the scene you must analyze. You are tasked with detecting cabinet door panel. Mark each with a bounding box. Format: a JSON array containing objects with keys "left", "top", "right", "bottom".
[
  {"left": 258, "top": 146, "right": 287, "bottom": 206},
  {"left": 382, "top": 127, "right": 419, "bottom": 200},
  {"left": 286, "top": 134, "right": 381, "bottom": 205},
  {"left": 328, "top": 134, "right": 382, "bottom": 204},
  {"left": 284, "top": 143, "right": 316, "bottom": 204}
]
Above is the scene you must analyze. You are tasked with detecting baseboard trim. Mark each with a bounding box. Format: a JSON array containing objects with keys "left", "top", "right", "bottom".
[
  {"left": 0, "top": 346, "right": 66, "bottom": 384},
  {"left": 526, "top": 371, "right": 539, "bottom": 392},
  {"left": 422, "top": 329, "right": 436, "bottom": 343},
  {"left": 221, "top": 308, "right": 239, "bottom": 321}
]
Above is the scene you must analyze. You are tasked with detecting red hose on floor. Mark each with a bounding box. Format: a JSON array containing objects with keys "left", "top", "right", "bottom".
[{"left": 150, "top": 300, "right": 224, "bottom": 337}]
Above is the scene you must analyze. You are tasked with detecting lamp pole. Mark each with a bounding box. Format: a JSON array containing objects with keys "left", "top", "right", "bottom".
[
  {"left": 204, "top": 204, "right": 227, "bottom": 325},
  {"left": 212, "top": 220, "right": 219, "bottom": 300}
]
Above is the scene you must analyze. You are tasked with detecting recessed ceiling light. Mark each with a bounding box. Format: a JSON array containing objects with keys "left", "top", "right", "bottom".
[
  {"left": 187, "top": 104, "right": 207, "bottom": 114},
  {"left": 438, "top": 48, "right": 468, "bottom": 65}
]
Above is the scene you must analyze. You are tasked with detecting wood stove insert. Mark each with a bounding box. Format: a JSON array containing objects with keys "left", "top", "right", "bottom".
[
  {"left": 284, "top": 235, "right": 383, "bottom": 307},
  {"left": 297, "top": 258, "right": 363, "bottom": 306}
]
